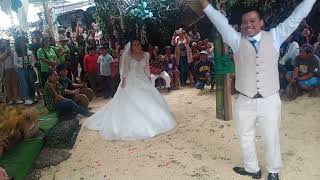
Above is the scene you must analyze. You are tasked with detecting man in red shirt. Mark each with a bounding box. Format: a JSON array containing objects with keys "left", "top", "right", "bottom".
[{"left": 84, "top": 47, "right": 99, "bottom": 93}]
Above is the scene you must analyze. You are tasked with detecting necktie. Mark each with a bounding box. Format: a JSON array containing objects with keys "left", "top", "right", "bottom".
[{"left": 249, "top": 39, "right": 258, "bottom": 53}]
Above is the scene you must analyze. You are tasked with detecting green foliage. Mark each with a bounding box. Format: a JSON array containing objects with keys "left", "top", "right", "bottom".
[{"left": 94, "top": 0, "right": 187, "bottom": 46}]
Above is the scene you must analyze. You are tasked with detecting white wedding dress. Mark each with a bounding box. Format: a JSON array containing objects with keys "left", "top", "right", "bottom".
[{"left": 84, "top": 51, "right": 176, "bottom": 140}]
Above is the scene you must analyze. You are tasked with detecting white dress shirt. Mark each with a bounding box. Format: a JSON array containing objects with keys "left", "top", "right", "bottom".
[
  {"left": 203, "top": 0, "right": 317, "bottom": 53},
  {"left": 279, "top": 41, "right": 300, "bottom": 65}
]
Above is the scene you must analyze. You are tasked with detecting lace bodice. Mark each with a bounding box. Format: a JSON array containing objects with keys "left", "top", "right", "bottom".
[{"left": 122, "top": 52, "right": 150, "bottom": 80}]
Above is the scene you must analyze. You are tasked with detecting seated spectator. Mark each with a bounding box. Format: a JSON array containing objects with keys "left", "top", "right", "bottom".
[
  {"left": 0, "top": 39, "right": 24, "bottom": 104},
  {"left": 43, "top": 70, "right": 93, "bottom": 117},
  {"left": 98, "top": 46, "right": 114, "bottom": 99},
  {"left": 195, "top": 51, "right": 215, "bottom": 90},
  {"left": 150, "top": 46, "right": 171, "bottom": 91},
  {"left": 286, "top": 44, "right": 320, "bottom": 91},
  {"left": 163, "top": 46, "right": 180, "bottom": 89},
  {"left": 84, "top": 47, "right": 99, "bottom": 93},
  {"left": 279, "top": 35, "right": 300, "bottom": 70},
  {"left": 56, "top": 64, "right": 94, "bottom": 101},
  {"left": 14, "top": 35, "right": 36, "bottom": 105},
  {"left": 37, "top": 36, "right": 58, "bottom": 86},
  {"left": 313, "top": 32, "right": 320, "bottom": 58},
  {"left": 188, "top": 26, "right": 201, "bottom": 43}
]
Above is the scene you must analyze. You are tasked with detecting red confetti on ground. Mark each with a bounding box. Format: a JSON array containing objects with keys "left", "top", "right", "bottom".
[{"left": 128, "top": 148, "right": 137, "bottom": 152}]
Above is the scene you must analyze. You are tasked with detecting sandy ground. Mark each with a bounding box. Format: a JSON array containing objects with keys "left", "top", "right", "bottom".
[{"left": 38, "top": 87, "right": 320, "bottom": 180}]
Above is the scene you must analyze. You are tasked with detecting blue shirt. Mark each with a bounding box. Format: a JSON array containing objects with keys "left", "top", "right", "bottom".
[{"left": 98, "top": 54, "right": 113, "bottom": 76}]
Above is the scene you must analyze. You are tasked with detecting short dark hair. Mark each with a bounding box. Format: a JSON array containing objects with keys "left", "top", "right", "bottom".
[
  {"left": 300, "top": 44, "right": 314, "bottom": 54},
  {"left": 87, "top": 46, "right": 96, "bottom": 52},
  {"left": 241, "top": 7, "right": 263, "bottom": 20},
  {"left": 56, "top": 63, "right": 66, "bottom": 73}
]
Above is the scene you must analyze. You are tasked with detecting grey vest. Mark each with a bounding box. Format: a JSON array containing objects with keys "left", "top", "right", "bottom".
[{"left": 234, "top": 31, "right": 280, "bottom": 98}]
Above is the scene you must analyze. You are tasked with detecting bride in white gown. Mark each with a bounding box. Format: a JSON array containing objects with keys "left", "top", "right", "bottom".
[{"left": 84, "top": 38, "right": 176, "bottom": 140}]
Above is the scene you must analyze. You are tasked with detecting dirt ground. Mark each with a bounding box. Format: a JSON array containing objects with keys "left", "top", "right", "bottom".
[{"left": 38, "top": 87, "right": 320, "bottom": 180}]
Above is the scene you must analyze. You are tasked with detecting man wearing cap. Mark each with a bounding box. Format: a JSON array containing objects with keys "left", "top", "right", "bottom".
[
  {"left": 194, "top": 50, "right": 214, "bottom": 90},
  {"left": 287, "top": 44, "right": 320, "bottom": 91},
  {"left": 200, "top": 0, "right": 317, "bottom": 179}
]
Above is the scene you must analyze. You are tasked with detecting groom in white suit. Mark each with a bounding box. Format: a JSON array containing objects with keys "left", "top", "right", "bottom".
[{"left": 200, "top": 0, "right": 317, "bottom": 179}]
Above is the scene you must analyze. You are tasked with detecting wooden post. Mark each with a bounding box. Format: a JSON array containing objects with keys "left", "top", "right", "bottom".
[
  {"left": 213, "top": 29, "right": 225, "bottom": 120},
  {"left": 43, "top": 1, "right": 55, "bottom": 38},
  {"left": 224, "top": 73, "right": 232, "bottom": 120}
]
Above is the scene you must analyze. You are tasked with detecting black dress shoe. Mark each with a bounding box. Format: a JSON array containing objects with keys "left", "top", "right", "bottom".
[
  {"left": 268, "top": 173, "right": 279, "bottom": 180},
  {"left": 233, "top": 167, "right": 262, "bottom": 179}
]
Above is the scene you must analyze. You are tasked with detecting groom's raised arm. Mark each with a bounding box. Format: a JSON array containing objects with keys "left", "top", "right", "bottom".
[
  {"left": 272, "top": 0, "right": 317, "bottom": 48},
  {"left": 201, "top": 0, "right": 241, "bottom": 52}
]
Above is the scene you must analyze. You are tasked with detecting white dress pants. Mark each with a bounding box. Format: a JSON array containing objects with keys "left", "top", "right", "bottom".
[
  {"left": 151, "top": 71, "right": 171, "bottom": 88},
  {"left": 234, "top": 93, "right": 282, "bottom": 173}
]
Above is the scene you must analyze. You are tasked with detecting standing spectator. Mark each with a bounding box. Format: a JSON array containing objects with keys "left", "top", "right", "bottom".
[
  {"left": 77, "top": 35, "right": 87, "bottom": 81},
  {"left": 195, "top": 51, "right": 215, "bottom": 90},
  {"left": 67, "top": 34, "right": 79, "bottom": 81},
  {"left": 188, "top": 26, "right": 201, "bottom": 43},
  {"left": 54, "top": 37, "right": 70, "bottom": 65},
  {"left": 14, "top": 36, "right": 36, "bottom": 105},
  {"left": 0, "top": 39, "right": 23, "bottom": 104},
  {"left": 313, "top": 33, "right": 320, "bottom": 58},
  {"left": 111, "top": 42, "right": 121, "bottom": 92},
  {"left": 172, "top": 28, "right": 192, "bottom": 86},
  {"left": 98, "top": 46, "right": 114, "bottom": 99},
  {"left": 163, "top": 46, "right": 180, "bottom": 89},
  {"left": 190, "top": 42, "right": 200, "bottom": 85},
  {"left": 87, "top": 30, "right": 97, "bottom": 48},
  {"left": 37, "top": 36, "right": 58, "bottom": 86},
  {"left": 84, "top": 47, "right": 99, "bottom": 93}
]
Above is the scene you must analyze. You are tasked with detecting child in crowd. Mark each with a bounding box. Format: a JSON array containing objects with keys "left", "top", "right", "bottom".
[
  {"left": 98, "top": 46, "right": 114, "bottom": 99},
  {"left": 163, "top": 46, "right": 180, "bottom": 89},
  {"left": 84, "top": 47, "right": 99, "bottom": 93}
]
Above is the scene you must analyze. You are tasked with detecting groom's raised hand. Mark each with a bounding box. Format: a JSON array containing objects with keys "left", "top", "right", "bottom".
[{"left": 200, "top": 0, "right": 210, "bottom": 8}]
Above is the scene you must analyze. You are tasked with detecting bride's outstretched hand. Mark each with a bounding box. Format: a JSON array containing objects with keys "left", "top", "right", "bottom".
[{"left": 199, "top": 0, "right": 209, "bottom": 8}]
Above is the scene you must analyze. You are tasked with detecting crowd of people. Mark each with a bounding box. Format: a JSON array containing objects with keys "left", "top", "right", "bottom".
[
  {"left": 278, "top": 21, "right": 320, "bottom": 94},
  {"left": 0, "top": 17, "right": 319, "bottom": 116},
  {"left": 148, "top": 25, "right": 215, "bottom": 91}
]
